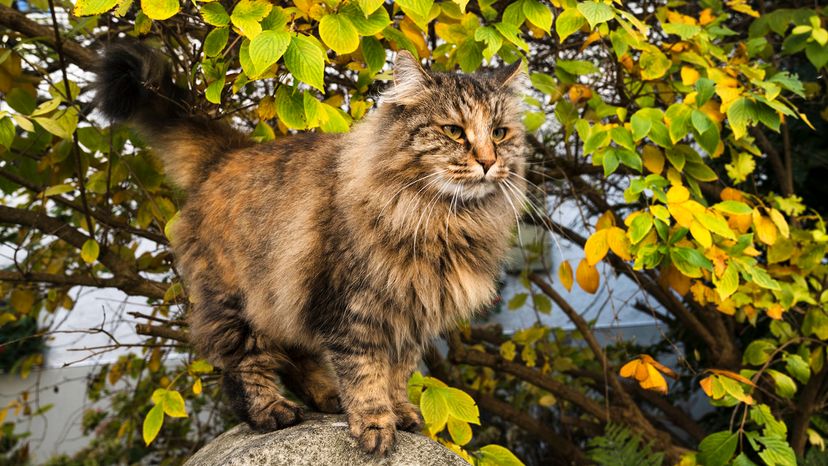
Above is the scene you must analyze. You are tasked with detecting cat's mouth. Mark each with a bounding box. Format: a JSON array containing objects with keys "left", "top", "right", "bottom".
[{"left": 436, "top": 173, "right": 507, "bottom": 200}]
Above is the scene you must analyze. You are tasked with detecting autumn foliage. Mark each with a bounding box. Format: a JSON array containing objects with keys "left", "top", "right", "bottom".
[{"left": 0, "top": 0, "right": 827, "bottom": 465}]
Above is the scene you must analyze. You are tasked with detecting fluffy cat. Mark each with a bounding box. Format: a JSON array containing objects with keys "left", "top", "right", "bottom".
[{"left": 96, "top": 42, "right": 527, "bottom": 456}]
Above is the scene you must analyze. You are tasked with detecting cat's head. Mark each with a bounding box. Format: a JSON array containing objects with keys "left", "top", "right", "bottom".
[{"left": 376, "top": 51, "right": 527, "bottom": 201}]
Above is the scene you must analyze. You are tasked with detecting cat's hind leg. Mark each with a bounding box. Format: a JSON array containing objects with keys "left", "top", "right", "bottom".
[
  {"left": 279, "top": 347, "right": 341, "bottom": 413},
  {"left": 189, "top": 292, "right": 303, "bottom": 431}
]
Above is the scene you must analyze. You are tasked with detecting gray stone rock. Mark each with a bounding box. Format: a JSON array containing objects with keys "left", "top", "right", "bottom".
[{"left": 184, "top": 414, "right": 469, "bottom": 466}]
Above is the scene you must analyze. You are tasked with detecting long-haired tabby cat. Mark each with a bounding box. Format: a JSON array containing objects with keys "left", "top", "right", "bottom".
[{"left": 97, "top": 42, "right": 527, "bottom": 456}]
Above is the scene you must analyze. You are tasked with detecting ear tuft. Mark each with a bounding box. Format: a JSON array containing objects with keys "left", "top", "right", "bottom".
[
  {"left": 383, "top": 51, "right": 431, "bottom": 104},
  {"left": 494, "top": 60, "right": 528, "bottom": 94}
]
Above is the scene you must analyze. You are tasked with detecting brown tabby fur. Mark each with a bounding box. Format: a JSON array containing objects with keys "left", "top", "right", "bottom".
[{"left": 98, "top": 46, "right": 527, "bottom": 456}]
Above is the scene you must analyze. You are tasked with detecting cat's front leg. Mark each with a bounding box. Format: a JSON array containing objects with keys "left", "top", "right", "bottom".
[
  {"left": 389, "top": 346, "right": 424, "bottom": 432},
  {"left": 326, "top": 328, "right": 398, "bottom": 456}
]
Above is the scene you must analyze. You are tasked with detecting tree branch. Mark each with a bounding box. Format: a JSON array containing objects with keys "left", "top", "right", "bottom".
[
  {"left": 0, "top": 4, "right": 96, "bottom": 69},
  {"left": 0, "top": 205, "right": 165, "bottom": 299}
]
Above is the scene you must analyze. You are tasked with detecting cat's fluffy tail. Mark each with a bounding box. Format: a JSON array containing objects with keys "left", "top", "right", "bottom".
[{"left": 95, "top": 42, "right": 250, "bottom": 191}]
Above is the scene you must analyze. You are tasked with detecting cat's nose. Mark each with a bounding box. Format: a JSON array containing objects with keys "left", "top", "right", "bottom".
[
  {"left": 473, "top": 144, "right": 496, "bottom": 173},
  {"left": 477, "top": 157, "right": 495, "bottom": 172}
]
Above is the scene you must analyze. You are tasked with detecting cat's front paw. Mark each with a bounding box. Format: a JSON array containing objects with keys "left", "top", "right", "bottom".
[
  {"left": 394, "top": 402, "right": 423, "bottom": 432},
  {"left": 247, "top": 398, "right": 304, "bottom": 431},
  {"left": 348, "top": 410, "right": 397, "bottom": 456}
]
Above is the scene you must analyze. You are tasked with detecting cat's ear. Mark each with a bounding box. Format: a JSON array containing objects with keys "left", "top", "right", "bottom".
[
  {"left": 385, "top": 51, "right": 431, "bottom": 104},
  {"left": 494, "top": 60, "right": 528, "bottom": 94}
]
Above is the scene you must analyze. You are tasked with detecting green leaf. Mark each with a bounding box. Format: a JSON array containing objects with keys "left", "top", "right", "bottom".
[
  {"left": 695, "top": 78, "right": 715, "bottom": 105},
  {"left": 756, "top": 436, "right": 797, "bottom": 466},
  {"left": 74, "top": 0, "right": 118, "bottom": 16},
  {"left": 806, "top": 41, "right": 828, "bottom": 69},
  {"left": 726, "top": 97, "right": 757, "bottom": 140},
  {"left": 357, "top": 0, "right": 383, "bottom": 15},
  {"left": 576, "top": 1, "right": 614, "bottom": 29},
  {"left": 630, "top": 111, "right": 652, "bottom": 141},
  {"left": 231, "top": 0, "right": 272, "bottom": 38},
  {"left": 361, "top": 37, "right": 386, "bottom": 73},
  {"left": 714, "top": 264, "right": 739, "bottom": 300},
  {"left": 556, "top": 59, "right": 597, "bottom": 75},
  {"left": 743, "top": 339, "right": 775, "bottom": 365},
  {"left": 639, "top": 49, "right": 671, "bottom": 80},
  {"left": 142, "top": 404, "right": 164, "bottom": 445},
  {"left": 275, "top": 86, "right": 306, "bottom": 130},
  {"left": 601, "top": 148, "right": 619, "bottom": 176},
  {"left": 802, "top": 309, "right": 828, "bottom": 340},
  {"left": 0, "top": 117, "right": 14, "bottom": 149},
  {"left": 456, "top": 38, "right": 483, "bottom": 73},
  {"left": 783, "top": 354, "right": 810, "bottom": 384},
  {"left": 344, "top": 5, "right": 390, "bottom": 36},
  {"left": 583, "top": 129, "right": 610, "bottom": 154},
  {"left": 629, "top": 213, "right": 653, "bottom": 244},
  {"left": 80, "top": 239, "right": 100, "bottom": 264},
  {"left": 479, "top": 444, "right": 525, "bottom": 466},
  {"left": 712, "top": 201, "right": 751, "bottom": 216},
  {"left": 750, "top": 404, "right": 787, "bottom": 438},
  {"left": 420, "top": 387, "right": 448, "bottom": 433},
  {"left": 494, "top": 22, "right": 528, "bottom": 51},
  {"left": 319, "top": 13, "right": 360, "bottom": 54},
  {"left": 33, "top": 108, "right": 78, "bottom": 139},
  {"left": 443, "top": 387, "right": 479, "bottom": 424},
  {"left": 556, "top": 8, "right": 586, "bottom": 42},
  {"left": 319, "top": 103, "right": 351, "bottom": 133},
  {"left": 697, "top": 431, "right": 738, "bottom": 466},
  {"left": 665, "top": 103, "right": 692, "bottom": 143},
  {"left": 446, "top": 418, "right": 472, "bottom": 446},
  {"left": 396, "top": 0, "right": 433, "bottom": 19},
  {"left": 160, "top": 390, "right": 187, "bottom": 417},
  {"left": 617, "top": 149, "right": 642, "bottom": 172},
  {"left": 684, "top": 161, "right": 718, "bottom": 182},
  {"left": 189, "top": 359, "right": 214, "bottom": 374},
  {"left": 522, "top": 0, "right": 552, "bottom": 32},
  {"left": 141, "top": 0, "right": 179, "bottom": 20},
  {"left": 249, "top": 29, "right": 290, "bottom": 72},
  {"left": 475, "top": 26, "right": 503, "bottom": 60},
  {"left": 201, "top": 3, "right": 229, "bottom": 27},
  {"left": 204, "top": 28, "right": 229, "bottom": 58},
  {"left": 285, "top": 34, "right": 326, "bottom": 90},
  {"left": 670, "top": 247, "right": 712, "bottom": 277},
  {"left": 205, "top": 77, "right": 225, "bottom": 104},
  {"left": 766, "top": 369, "right": 797, "bottom": 398}
]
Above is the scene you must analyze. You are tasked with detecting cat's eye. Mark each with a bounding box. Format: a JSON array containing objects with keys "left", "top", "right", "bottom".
[
  {"left": 442, "top": 125, "right": 465, "bottom": 141},
  {"left": 492, "top": 127, "right": 508, "bottom": 142}
]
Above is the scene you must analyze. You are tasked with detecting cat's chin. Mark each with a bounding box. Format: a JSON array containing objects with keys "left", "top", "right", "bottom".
[{"left": 437, "top": 179, "right": 499, "bottom": 201}]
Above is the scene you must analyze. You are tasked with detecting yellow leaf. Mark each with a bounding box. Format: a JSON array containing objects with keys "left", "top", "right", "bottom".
[
  {"left": 768, "top": 208, "right": 789, "bottom": 238},
  {"left": 558, "top": 260, "right": 574, "bottom": 292},
  {"left": 642, "top": 145, "right": 665, "bottom": 174},
  {"left": 193, "top": 378, "right": 203, "bottom": 395},
  {"left": 619, "top": 355, "right": 669, "bottom": 394},
  {"left": 660, "top": 264, "right": 691, "bottom": 295},
  {"left": 640, "top": 364, "right": 668, "bottom": 393},
  {"left": 10, "top": 289, "right": 35, "bottom": 314},
  {"left": 668, "top": 202, "right": 695, "bottom": 228},
  {"left": 753, "top": 212, "right": 778, "bottom": 246},
  {"left": 606, "top": 227, "right": 632, "bottom": 260},
  {"left": 680, "top": 66, "right": 700, "bottom": 86},
  {"left": 699, "top": 376, "right": 714, "bottom": 397},
  {"left": 642, "top": 354, "right": 678, "bottom": 379},
  {"left": 767, "top": 304, "right": 784, "bottom": 320},
  {"left": 666, "top": 185, "right": 690, "bottom": 203},
  {"left": 576, "top": 259, "right": 600, "bottom": 294},
  {"left": 650, "top": 204, "right": 671, "bottom": 221},
  {"left": 708, "top": 369, "right": 755, "bottom": 387},
  {"left": 699, "top": 8, "right": 715, "bottom": 25},
  {"left": 690, "top": 221, "right": 712, "bottom": 248},
  {"left": 595, "top": 210, "right": 615, "bottom": 230},
  {"left": 584, "top": 230, "right": 609, "bottom": 266},
  {"left": 716, "top": 86, "right": 743, "bottom": 113}
]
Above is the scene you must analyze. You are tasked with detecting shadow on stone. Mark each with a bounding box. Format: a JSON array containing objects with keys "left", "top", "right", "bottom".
[{"left": 184, "top": 413, "right": 469, "bottom": 465}]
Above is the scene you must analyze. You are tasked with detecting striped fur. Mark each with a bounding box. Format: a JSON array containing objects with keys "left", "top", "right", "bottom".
[{"left": 98, "top": 48, "right": 527, "bottom": 456}]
